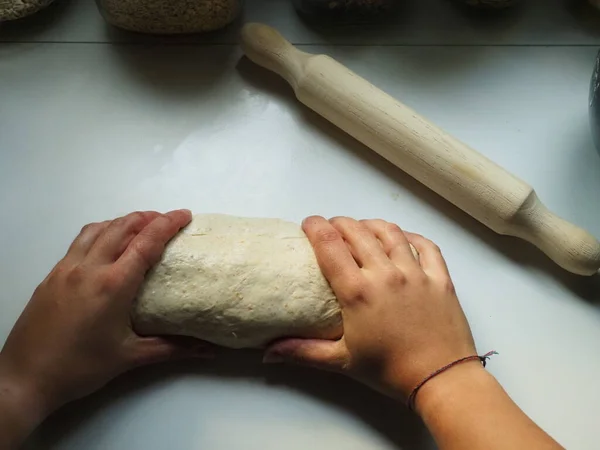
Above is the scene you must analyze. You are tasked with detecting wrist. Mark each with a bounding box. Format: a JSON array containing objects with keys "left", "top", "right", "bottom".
[
  {"left": 414, "top": 360, "right": 494, "bottom": 418},
  {"left": 0, "top": 355, "right": 54, "bottom": 443}
]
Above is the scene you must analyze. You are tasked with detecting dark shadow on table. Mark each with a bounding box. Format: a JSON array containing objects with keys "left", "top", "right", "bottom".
[
  {"left": 103, "top": 43, "right": 236, "bottom": 101},
  {"left": 236, "top": 56, "right": 600, "bottom": 304},
  {"left": 0, "top": 0, "right": 74, "bottom": 40},
  {"left": 25, "top": 352, "right": 433, "bottom": 450},
  {"left": 564, "top": 0, "right": 600, "bottom": 37}
]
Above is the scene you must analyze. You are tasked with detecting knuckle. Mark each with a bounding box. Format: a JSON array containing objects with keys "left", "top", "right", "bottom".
[
  {"left": 381, "top": 268, "right": 407, "bottom": 287},
  {"left": 49, "top": 260, "right": 68, "bottom": 276},
  {"left": 358, "top": 218, "right": 380, "bottom": 229},
  {"left": 352, "top": 221, "right": 370, "bottom": 233},
  {"left": 335, "top": 218, "right": 369, "bottom": 236},
  {"left": 142, "top": 214, "right": 172, "bottom": 237},
  {"left": 329, "top": 216, "right": 351, "bottom": 228},
  {"left": 130, "top": 239, "right": 159, "bottom": 269},
  {"left": 421, "top": 236, "right": 441, "bottom": 253},
  {"left": 440, "top": 276, "right": 456, "bottom": 295},
  {"left": 406, "top": 232, "right": 424, "bottom": 243},
  {"left": 114, "top": 212, "right": 148, "bottom": 234},
  {"left": 65, "top": 264, "right": 87, "bottom": 286},
  {"left": 97, "top": 268, "right": 125, "bottom": 293},
  {"left": 126, "top": 211, "right": 149, "bottom": 229},
  {"left": 80, "top": 222, "right": 98, "bottom": 235},
  {"left": 384, "top": 222, "right": 403, "bottom": 235},
  {"left": 110, "top": 216, "right": 127, "bottom": 231},
  {"left": 315, "top": 228, "right": 341, "bottom": 244},
  {"left": 338, "top": 277, "right": 366, "bottom": 304},
  {"left": 412, "top": 270, "right": 429, "bottom": 285},
  {"left": 158, "top": 214, "right": 175, "bottom": 231},
  {"left": 160, "top": 212, "right": 174, "bottom": 224}
]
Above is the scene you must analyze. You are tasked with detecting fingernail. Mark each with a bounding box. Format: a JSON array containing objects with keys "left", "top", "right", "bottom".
[
  {"left": 301, "top": 216, "right": 319, "bottom": 226},
  {"left": 263, "top": 352, "right": 284, "bottom": 364}
]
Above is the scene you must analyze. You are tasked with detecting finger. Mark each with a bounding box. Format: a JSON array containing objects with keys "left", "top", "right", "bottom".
[
  {"left": 131, "top": 336, "right": 215, "bottom": 367},
  {"left": 117, "top": 209, "right": 192, "bottom": 283},
  {"left": 86, "top": 211, "right": 162, "bottom": 264},
  {"left": 66, "top": 220, "right": 112, "bottom": 261},
  {"left": 403, "top": 232, "right": 450, "bottom": 278},
  {"left": 263, "top": 338, "right": 348, "bottom": 373},
  {"left": 360, "top": 219, "right": 419, "bottom": 267},
  {"left": 302, "top": 216, "right": 361, "bottom": 296},
  {"left": 329, "top": 217, "right": 391, "bottom": 269}
]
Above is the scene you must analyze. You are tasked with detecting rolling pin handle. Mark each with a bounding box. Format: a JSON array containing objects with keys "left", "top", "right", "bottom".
[
  {"left": 511, "top": 193, "right": 600, "bottom": 276},
  {"left": 241, "top": 23, "right": 309, "bottom": 89}
]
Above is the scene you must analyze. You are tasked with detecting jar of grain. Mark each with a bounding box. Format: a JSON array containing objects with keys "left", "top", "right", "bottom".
[
  {"left": 95, "top": 0, "right": 242, "bottom": 34},
  {"left": 589, "top": 51, "right": 600, "bottom": 154},
  {"left": 457, "top": 0, "right": 519, "bottom": 8},
  {"left": 292, "top": 0, "right": 397, "bottom": 23},
  {"left": 1, "top": 0, "right": 55, "bottom": 22}
]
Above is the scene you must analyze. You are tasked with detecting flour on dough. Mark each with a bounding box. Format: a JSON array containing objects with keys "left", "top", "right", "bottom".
[{"left": 132, "top": 214, "right": 343, "bottom": 349}]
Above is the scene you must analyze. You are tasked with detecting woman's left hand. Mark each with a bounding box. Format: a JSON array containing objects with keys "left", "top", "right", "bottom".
[{"left": 0, "top": 210, "right": 213, "bottom": 448}]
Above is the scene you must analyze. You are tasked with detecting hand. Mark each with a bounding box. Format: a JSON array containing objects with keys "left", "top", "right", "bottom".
[
  {"left": 264, "top": 216, "right": 564, "bottom": 450},
  {"left": 0, "top": 210, "right": 212, "bottom": 422},
  {"left": 264, "top": 216, "right": 477, "bottom": 400}
]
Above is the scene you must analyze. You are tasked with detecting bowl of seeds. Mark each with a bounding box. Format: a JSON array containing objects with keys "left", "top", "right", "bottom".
[{"left": 95, "top": 0, "right": 242, "bottom": 34}]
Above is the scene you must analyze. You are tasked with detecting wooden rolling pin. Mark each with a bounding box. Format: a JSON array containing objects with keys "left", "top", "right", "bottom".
[{"left": 240, "top": 23, "right": 600, "bottom": 276}]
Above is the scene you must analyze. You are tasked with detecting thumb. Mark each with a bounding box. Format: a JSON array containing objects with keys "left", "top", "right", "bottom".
[
  {"left": 263, "top": 338, "right": 348, "bottom": 373},
  {"left": 132, "top": 336, "right": 215, "bottom": 367}
]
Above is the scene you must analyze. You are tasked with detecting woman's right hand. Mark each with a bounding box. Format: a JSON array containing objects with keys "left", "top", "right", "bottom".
[
  {"left": 264, "top": 215, "right": 479, "bottom": 400},
  {"left": 265, "top": 216, "right": 564, "bottom": 450}
]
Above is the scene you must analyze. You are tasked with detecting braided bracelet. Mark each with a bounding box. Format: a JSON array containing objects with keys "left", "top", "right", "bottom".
[{"left": 407, "top": 351, "right": 498, "bottom": 411}]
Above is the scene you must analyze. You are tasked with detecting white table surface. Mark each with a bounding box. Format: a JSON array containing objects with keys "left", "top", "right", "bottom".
[{"left": 1, "top": 1, "right": 600, "bottom": 449}]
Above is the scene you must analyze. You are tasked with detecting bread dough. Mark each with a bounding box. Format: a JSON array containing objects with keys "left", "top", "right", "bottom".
[
  {"left": 132, "top": 214, "right": 342, "bottom": 348},
  {"left": 132, "top": 214, "right": 418, "bottom": 349}
]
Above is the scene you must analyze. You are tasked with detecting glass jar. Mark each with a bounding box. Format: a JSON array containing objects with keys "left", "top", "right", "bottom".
[
  {"left": 292, "top": 0, "right": 397, "bottom": 23},
  {"left": 589, "top": 51, "right": 600, "bottom": 153},
  {"left": 0, "top": 0, "right": 55, "bottom": 22},
  {"left": 95, "top": 0, "right": 242, "bottom": 34},
  {"left": 459, "top": 0, "right": 519, "bottom": 8}
]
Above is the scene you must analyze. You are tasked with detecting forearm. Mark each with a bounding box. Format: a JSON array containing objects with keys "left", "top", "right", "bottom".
[
  {"left": 415, "top": 362, "right": 563, "bottom": 450},
  {"left": 0, "top": 359, "right": 50, "bottom": 449}
]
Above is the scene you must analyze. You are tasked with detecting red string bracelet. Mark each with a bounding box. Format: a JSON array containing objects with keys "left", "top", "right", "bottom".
[{"left": 407, "top": 351, "right": 498, "bottom": 411}]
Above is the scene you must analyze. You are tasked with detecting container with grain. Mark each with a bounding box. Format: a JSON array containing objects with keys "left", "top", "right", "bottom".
[
  {"left": 292, "top": 0, "right": 398, "bottom": 23},
  {"left": 0, "top": 0, "right": 56, "bottom": 22},
  {"left": 95, "top": 0, "right": 241, "bottom": 34}
]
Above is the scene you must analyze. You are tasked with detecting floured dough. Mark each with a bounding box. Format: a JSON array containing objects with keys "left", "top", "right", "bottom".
[
  {"left": 132, "top": 214, "right": 342, "bottom": 349},
  {"left": 132, "top": 214, "right": 418, "bottom": 349}
]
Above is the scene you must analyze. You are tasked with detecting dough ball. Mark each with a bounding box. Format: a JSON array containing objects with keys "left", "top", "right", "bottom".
[{"left": 132, "top": 214, "right": 342, "bottom": 349}]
